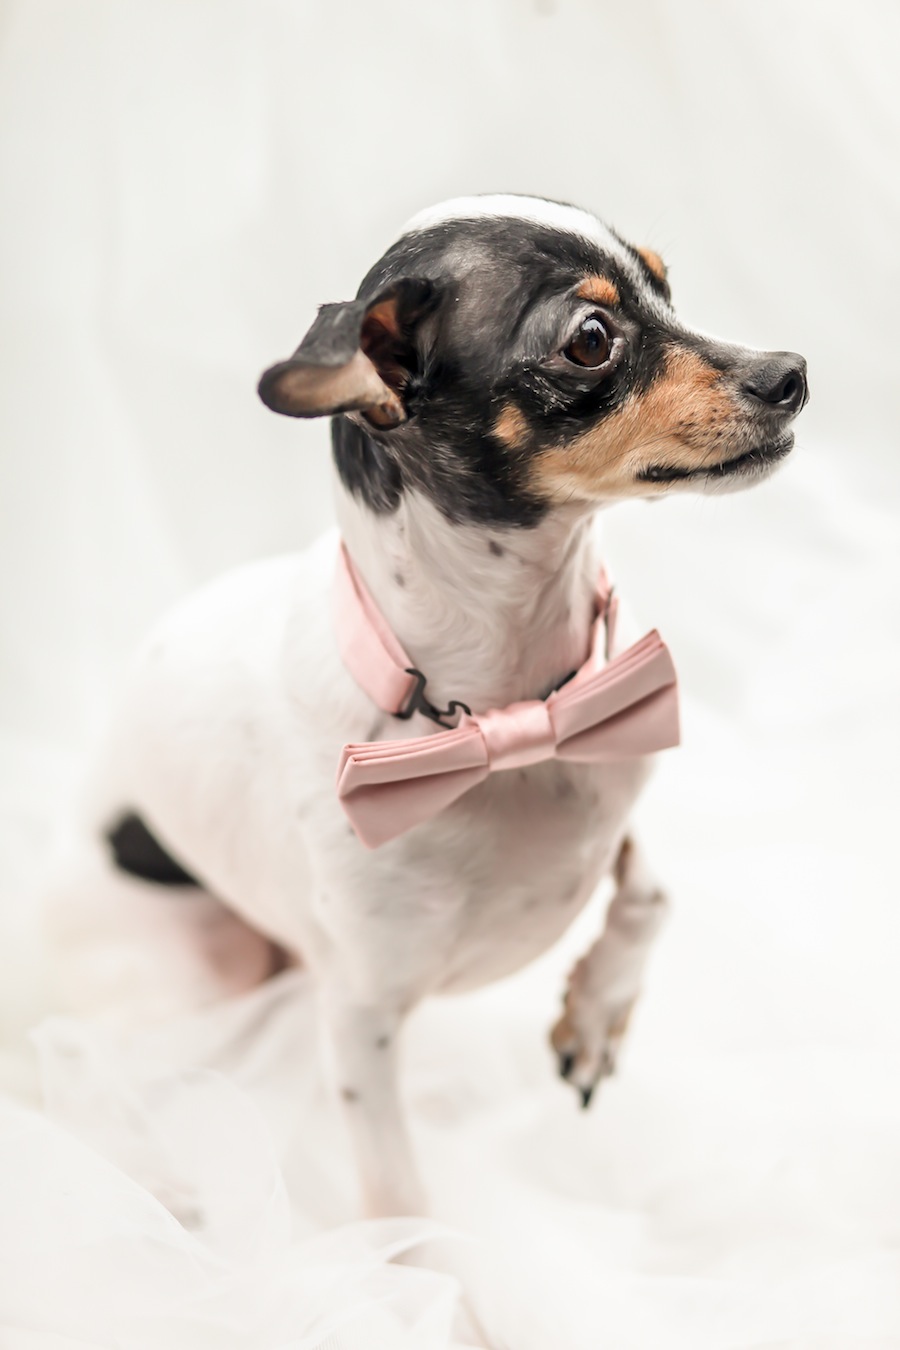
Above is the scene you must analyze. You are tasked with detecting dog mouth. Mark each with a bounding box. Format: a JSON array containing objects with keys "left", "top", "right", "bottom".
[{"left": 639, "top": 434, "right": 795, "bottom": 484}]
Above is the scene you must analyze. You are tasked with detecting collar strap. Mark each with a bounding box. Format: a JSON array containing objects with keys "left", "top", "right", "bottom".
[
  {"left": 334, "top": 543, "right": 420, "bottom": 716},
  {"left": 334, "top": 542, "right": 618, "bottom": 724}
]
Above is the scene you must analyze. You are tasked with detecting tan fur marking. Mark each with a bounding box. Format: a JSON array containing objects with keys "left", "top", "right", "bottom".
[
  {"left": 493, "top": 403, "right": 529, "bottom": 449},
  {"left": 531, "top": 347, "right": 738, "bottom": 501},
  {"left": 577, "top": 276, "right": 621, "bottom": 308},
  {"left": 637, "top": 247, "right": 667, "bottom": 283},
  {"left": 363, "top": 298, "right": 401, "bottom": 344},
  {"left": 613, "top": 834, "right": 634, "bottom": 887}
]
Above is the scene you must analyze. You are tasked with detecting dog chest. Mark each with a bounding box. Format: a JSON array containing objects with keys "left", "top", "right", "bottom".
[{"left": 316, "top": 753, "right": 653, "bottom": 996}]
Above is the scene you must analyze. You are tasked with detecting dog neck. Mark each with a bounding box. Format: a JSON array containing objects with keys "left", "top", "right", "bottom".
[{"left": 334, "top": 479, "right": 601, "bottom": 715}]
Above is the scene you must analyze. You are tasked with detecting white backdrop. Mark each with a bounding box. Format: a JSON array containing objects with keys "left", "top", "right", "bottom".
[{"left": 1, "top": 3, "right": 899, "bottom": 1347}]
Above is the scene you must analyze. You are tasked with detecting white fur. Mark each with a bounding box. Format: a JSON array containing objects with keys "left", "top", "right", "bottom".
[
  {"left": 79, "top": 477, "right": 667, "bottom": 1226},
  {"left": 402, "top": 193, "right": 627, "bottom": 263}
]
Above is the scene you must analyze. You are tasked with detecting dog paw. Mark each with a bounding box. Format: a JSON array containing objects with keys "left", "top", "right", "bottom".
[{"left": 549, "top": 995, "right": 635, "bottom": 1109}]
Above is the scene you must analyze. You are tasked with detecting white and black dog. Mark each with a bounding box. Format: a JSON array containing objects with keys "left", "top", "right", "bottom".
[{"left": 80, "top": 195, "right": 807, "bottom": 1222}]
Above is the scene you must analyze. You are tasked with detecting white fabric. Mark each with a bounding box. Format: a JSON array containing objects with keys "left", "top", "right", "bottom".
[{"left": 1, "top": 2, "right": 899, "bottom": 1346}]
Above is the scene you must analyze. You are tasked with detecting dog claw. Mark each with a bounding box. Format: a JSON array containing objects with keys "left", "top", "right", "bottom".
[{"left": 552, "top": 1005, "right": 626, "bottom": 1106}]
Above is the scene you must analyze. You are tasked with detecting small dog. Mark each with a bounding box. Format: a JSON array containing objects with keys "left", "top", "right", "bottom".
[{"left": 85, "top": 194, "right": 807, "bottom": 1221}]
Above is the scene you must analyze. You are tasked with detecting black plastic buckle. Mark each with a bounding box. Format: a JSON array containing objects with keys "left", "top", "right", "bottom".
[{"left": 396, "top": 668, "right": 472, "bottom": 729}]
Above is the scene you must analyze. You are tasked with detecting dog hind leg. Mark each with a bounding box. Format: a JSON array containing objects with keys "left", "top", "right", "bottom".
[{"left": 42, "top": 836, "right": 282, "bottom": 1025}]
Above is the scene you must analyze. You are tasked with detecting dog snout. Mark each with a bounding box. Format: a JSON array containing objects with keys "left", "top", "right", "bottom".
[{"left": 740, "top": 352, "right": 808, "bottom": 417}]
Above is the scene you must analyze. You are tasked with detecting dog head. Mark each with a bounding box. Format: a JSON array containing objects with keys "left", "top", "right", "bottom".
[{"left": 259, "top": 195, "right": 808, "bottom": 526}]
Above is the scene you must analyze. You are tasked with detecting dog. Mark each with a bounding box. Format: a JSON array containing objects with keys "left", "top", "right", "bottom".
[{"left": 80, "top": 193, "right": 807, "bottom": 1223}]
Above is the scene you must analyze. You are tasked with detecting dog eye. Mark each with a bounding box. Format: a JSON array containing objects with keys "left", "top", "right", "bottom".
[{"left": 564, "top": 315, "right": 611, "bottom": 368}]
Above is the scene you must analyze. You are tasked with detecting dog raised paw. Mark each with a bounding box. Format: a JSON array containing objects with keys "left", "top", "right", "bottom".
[{"left": 549, "top": 995, "right": 635, "bottom": 1108}]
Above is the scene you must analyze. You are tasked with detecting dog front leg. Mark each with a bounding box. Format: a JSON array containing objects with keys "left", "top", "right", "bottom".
[
  {"left": 551, "top": 834, "right": 668, "bottom": 1107},
  {"left": 320, "top": 990, "right": 428, "bottom": 1218}
]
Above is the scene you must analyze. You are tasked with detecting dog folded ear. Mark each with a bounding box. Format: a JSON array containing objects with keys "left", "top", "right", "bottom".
[{"left": 258, "top": 278, "right": 438, "bottom": 427}]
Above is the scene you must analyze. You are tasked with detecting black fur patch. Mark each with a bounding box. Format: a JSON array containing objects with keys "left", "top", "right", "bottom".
[
  {"left": 329, "top": 211, "right": 677, "bottom": 526},
  {"left": 106, "top": 812, "right": 199, "bottom": 886},
  {"left": 331, "top": 416, "right": 404, "bottom": 514}
]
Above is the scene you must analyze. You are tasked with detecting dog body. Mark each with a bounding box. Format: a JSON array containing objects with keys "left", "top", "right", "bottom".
[
  {"left": 89, "top": 498, "right": 647, "bottom": 990},
  {"left": 81, "top": 195, "right": 807, "bottom": 1219}
]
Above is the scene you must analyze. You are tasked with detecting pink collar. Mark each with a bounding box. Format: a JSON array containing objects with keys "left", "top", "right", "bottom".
[{"left": 333, "top": 543, "right": 680, "bottom": 848}]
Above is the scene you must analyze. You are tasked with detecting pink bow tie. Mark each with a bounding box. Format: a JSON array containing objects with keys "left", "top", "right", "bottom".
[{"left": 334, "top": 544, "right": 679, "bottom": 849}]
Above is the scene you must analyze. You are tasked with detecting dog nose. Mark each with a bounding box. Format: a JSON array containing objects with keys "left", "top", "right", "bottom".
[{"left": 741, "top": 352, "right": 808, "bottom": 415}]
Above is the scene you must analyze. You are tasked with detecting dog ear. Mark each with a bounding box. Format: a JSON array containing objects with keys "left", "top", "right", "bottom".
[{"left": 258, "top": 278, "right": 438, "bottom": 427}]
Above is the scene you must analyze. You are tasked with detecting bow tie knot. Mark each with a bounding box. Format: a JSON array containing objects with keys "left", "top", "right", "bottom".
[{"left": 476, "top": 700, "right": 557, "bottom": 772}]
